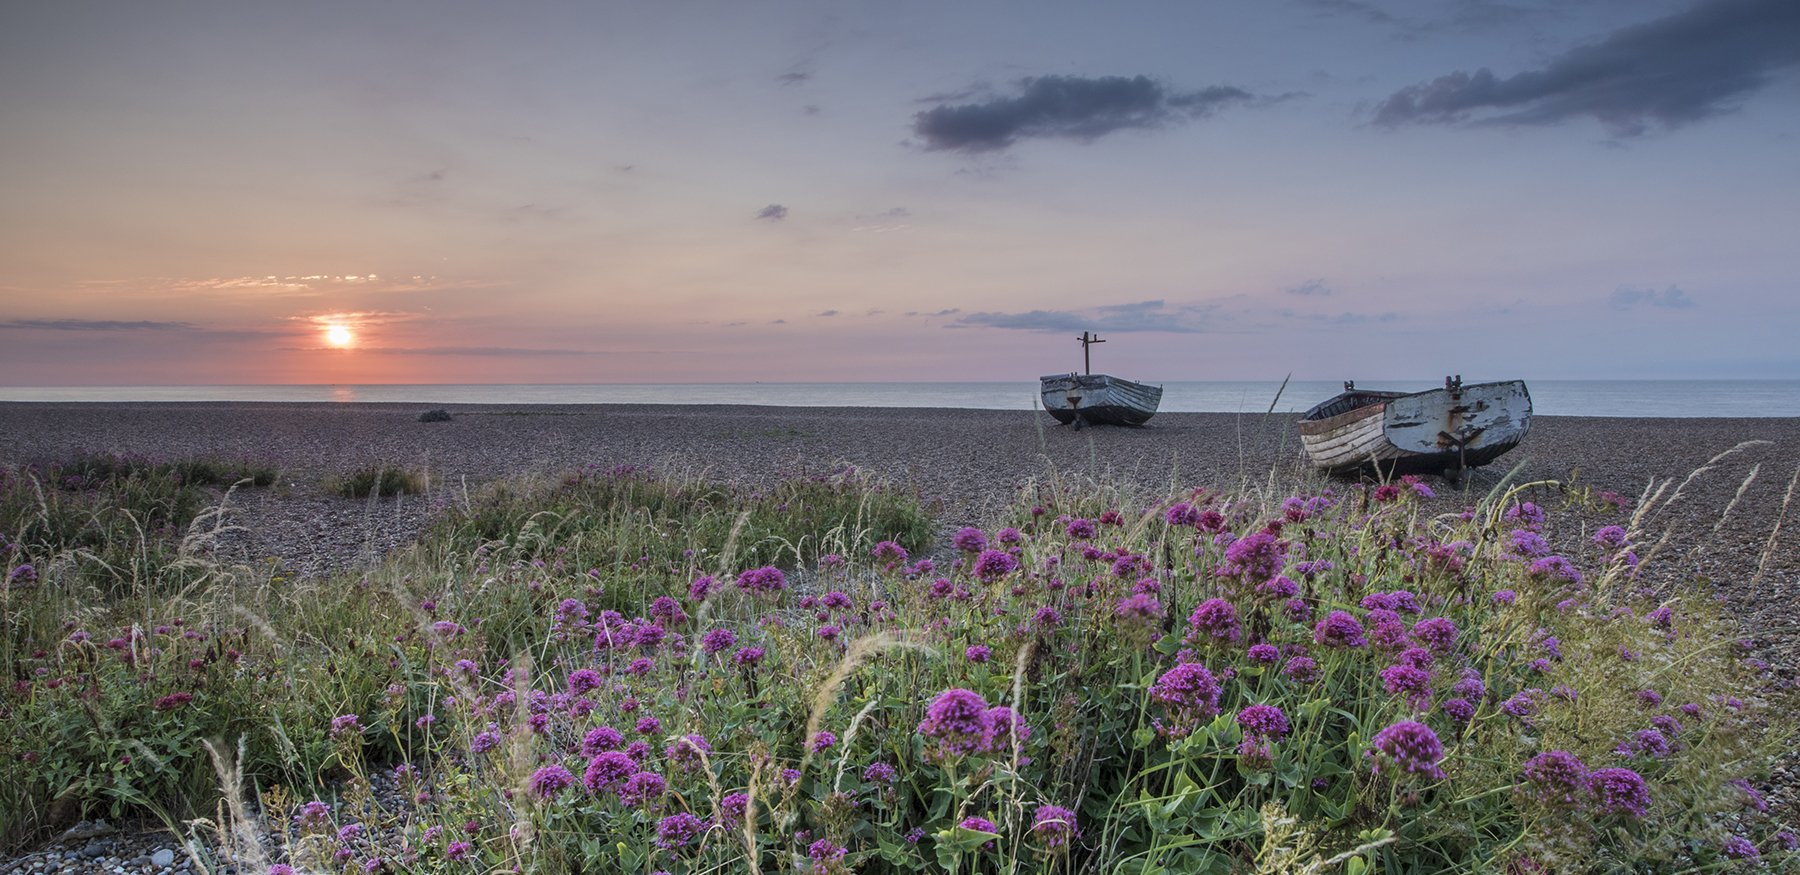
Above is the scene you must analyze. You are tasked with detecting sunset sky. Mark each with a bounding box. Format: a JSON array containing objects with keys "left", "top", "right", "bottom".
[{"left": 3, "top": 0, "right": 1797, "bottom": 385}]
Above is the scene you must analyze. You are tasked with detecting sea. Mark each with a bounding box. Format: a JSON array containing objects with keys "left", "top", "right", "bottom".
[{"left": 3, "top": 380, "right": 1798, "bottom": 418}]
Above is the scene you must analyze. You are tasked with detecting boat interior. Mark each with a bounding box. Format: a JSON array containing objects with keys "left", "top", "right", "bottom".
[{"left": 1302, "top": 388, "right": 1408, "bottom": 421}]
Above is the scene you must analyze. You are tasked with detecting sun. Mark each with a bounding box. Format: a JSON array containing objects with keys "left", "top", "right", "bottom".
[{"left": 324, "top": 324, "right": 354, "bottom": 347}]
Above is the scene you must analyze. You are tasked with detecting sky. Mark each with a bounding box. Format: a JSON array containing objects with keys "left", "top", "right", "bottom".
[{"left": 2, "top": 0, "right": 1797, "bottom": 385}]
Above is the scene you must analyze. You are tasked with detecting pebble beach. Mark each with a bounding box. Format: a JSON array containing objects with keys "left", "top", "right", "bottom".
[{"left": 2, "top": 401, "right": 1796, "bottom": 870}]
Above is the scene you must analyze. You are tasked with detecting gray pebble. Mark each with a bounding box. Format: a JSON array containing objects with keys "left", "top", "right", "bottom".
[{"left": 150, "top": 849, "right": 175, "bottom": 868}]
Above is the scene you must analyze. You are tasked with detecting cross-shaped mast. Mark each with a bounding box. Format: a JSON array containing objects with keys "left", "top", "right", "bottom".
[{"left": 1079, "top": 331, "right": 1106, "bottom": 375}]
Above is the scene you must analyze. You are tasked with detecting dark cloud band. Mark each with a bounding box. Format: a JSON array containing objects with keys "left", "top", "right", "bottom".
[
  {"left": 913, "top": 75, "right": 1252, "bottom": 153},
  {"left": 1373, "top": 0, "right": 1800, "bottom": 135}
]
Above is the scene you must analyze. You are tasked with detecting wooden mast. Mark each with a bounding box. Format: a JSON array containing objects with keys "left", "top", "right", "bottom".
[{"left": 1079, "top": 331, "right": 1105, "bottom": 375}]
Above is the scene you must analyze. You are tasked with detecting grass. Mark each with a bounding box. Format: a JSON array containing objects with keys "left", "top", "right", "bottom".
[
  {"left": 329, "top": 465, "right": 430, "bottom": 498},
  {"left": 0, "top": 453, "right": 1794, "bottom": 873}
]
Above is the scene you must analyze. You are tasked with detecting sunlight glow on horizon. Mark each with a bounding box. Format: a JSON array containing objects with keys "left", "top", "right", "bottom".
[{"left": 325, "top": 324, "right": 354, "bottom": 348}]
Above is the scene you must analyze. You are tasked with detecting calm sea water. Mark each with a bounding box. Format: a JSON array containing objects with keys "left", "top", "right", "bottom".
[{"left": 4, "top": 380, "right": 1798, "bottom": 417}]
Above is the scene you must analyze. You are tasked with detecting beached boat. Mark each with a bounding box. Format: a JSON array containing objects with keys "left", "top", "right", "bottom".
[
  {"left": 1298, "top": 377, "right": 1531, "bottom": 478},
  {"left": 1039, "top": 332, "right": 1163, "bottom": 428}
]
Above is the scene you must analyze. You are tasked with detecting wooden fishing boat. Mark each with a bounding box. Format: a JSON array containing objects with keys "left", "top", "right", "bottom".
[
  {"left": 1039, "top": 332, "right": 1163, "bottom": 428},
  {"left": 1298, "top": 377, "right": 1531, "bottom": 478}
]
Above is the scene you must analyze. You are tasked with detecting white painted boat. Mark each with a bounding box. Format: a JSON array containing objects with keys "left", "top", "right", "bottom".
[
  {"left": 1039, "top": 331, "right": 1162, "bottom": 427},
  {"left": 1298, "top": 378, "right": 1531, "bottom": 477},
  {"left": 1039, "top": 373, "right": 1163, "bottom": 427}
]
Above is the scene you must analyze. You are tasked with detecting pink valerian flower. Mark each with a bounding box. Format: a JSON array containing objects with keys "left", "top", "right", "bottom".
[
  {"left": 1186, "top": 598, "right": 1242, "bottom": 645},
  {"left": 1402, "top": 475, "right": 1435, "bottom": 499},
  {"left": 445, "top": 841, "right": 472, "bottom": 861},
  {"left": 965, "top": 644, "right": 992, "bottom": 663},
  {"left": 1441, "top": 697, "right": 1475, "bottom": 724},
  {"left": 1246, "top": 642, "right": 1280, "bottom": 664},
  {"left": 1282, "top": 656, "right": 1322, "bottom": 683},
  {"left": 1150, "top": 663, "right": 1221, "bottom": 737},
  {"left": 871, "top": 540, "right": 909, "bottom": 568},
  {"left": 581, "top": 726, "right": 624, "bottom": 756},
  {"left": 1410, "top": 617, "right": 1458, "bottom": 654},
  {"left": 1164, "top": 502, "right": 1201, "bottom": 527},
  {"left": 1065, "top": 517, "right": 1097, "bottom": 540},
  {"left": 809, "top": 731, "right": 837, "bottom": 753},
  {"left": 973, "top": 549, "right": 1020, "bottom": 582},
  {"left": 584, "top": 751, "right": 637, "bottom": 794},
  {"left": 918, "top": 688, "right": 994, "bottom": 760},
  {"left": 1219, "top": 530, "right": 1288, "bottom": 582},
  {"left": 952, "top": 527, "right": 988, "bottom": 553},
  {"left": 958, "top": 817, "right": 1000, "bottom": 851},
  {"left": 1507, "top": 529, "right": 1551, "bottom": 558},
  {"left": 1722, "top": 836, "right": 1760, "bottom": 861},
  {"left": 1255, "top": 575, "right": 1299, "bottom": 600},
  {"left": 330, "top": 714, "right": 363, "bottom": 738},
  {"left": 986, "top": 706, "right": 1031, "bottom": 747},
  {"left": 1370, "top": 720, "right": 1445, "bottom": 780},
  {"left": 654, "top": 812, "right": 708, "bottom": 851},
  {"left": 528, "top": 764, "right": 575, "bottom": 799},
  {"left": 701, "top": 628, "right": 737, "bottom": 654},
  {"left": 1314, "top": 611, "right": 1367, "bottom": 649},
  {"left": 1587, "top": 767, "right": 1651, "bottom": 818},
  {"left": 666, "top": 734, "right": 712, "bottom": 770},
  {"left": 1237, "top": 736, "right": 1275, "bottom": 770},
  {"left": 733, "top": 646, "right": 765, "bottom": 666},
  {"left": 153, "top": 692, "right": 194, "bottom": 711},
  {"left": 1030, "top": 805, "right": 1078, "bottom": 850},
  {"left": 1365, "top": 609, "right": 1409, "bottom": 651},
  {"left": 862, "top": 762, "right": 898, "bottom": 784},
  {"left": 1593, "top": 525, "right": 1630, "bottom": 549},
  {"left": 807, "top": 838, "right": 849, "bottom": 872},
  {"left": 688, "top": 575, "right": 716, "bottom": 600},
  {"left": 567, "top": 668, "right": 602, "bottom": 694},
  {"left": 1505, "top": 501, "right": 1546, "bottom": 527},
  {"left": 1521, "top": 750, "right": 1588, "bottom": 807},
  {"left": 618, "top": 771, "right": 667, "bottom": 807},
  {"left": 735, "top": 566, "right": 787, "bottom": 596},
  {"left": 1528, "top": 556, "right": 1582, "bottom": 585},
  {"left": 1236, "top": 704, "right": 1290, "bottom": 740},
  {"left": 1380, "top": 663, "right": 1432, "bottom": 699},
  {"left": 1360, "top": 590, "right": 1420, "bottom": 614}
]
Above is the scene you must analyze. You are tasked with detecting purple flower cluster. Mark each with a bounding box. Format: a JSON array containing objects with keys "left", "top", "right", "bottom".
[
  {"left": 1186, "top": 598, "right": 1241, "bottom": 644},
  {"left": 1587, "top": 767, "right": 1651, "bottom": 818},
  {"left": 1521, "top": 750, "right": 1587, "bottom": 806},
  {"left": 973, "top": 549, "right": 1019, "bottom": 582},
  {"left": 1236, "top": 703, "right": 1290, "bottom": 740},
  {"left": 1150, "top": 663, "right": 1221, "bottom": 737},
  {"left": 1314, "top": 611, "right": 1367, "bottom": 649},
  {"left": 1370, "top": 720, "right": 1445, "bottom": 780},
  {"left": 1220, "top": 530, "right": 1288, "bottom": 582},
  {"left": 1030, "top": 804, "right": 1078, "bottom": 850},
  {"left": 735, "top": 565, "right": 787, "bottom": 596},
  {"left": 952, "top": 526, "right": 988, "bottom": 553},
  {"left": 918, "top": 688, "right": 993, "bottom": 761}
]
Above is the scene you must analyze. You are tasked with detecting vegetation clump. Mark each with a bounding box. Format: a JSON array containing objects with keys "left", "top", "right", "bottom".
[
  {"left": 0, "top": 461, "right": 1793, "bottom": 873},
  {"left": 329, "top": 464, "right": 428, "bottom": 498}
]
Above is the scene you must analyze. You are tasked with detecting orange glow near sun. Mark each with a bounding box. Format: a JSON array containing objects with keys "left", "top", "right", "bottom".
[{"left": 325, "top": 324, "right": 354, "bottom": 347}]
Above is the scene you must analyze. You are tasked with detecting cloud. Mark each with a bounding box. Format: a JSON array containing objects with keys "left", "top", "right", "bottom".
[
  {"left": 756, "top": 204, "right": 789, "bottom": 221},
  {"left": 912, "top": 75, "right": 1254, "bottom": 153},
  {"left": 776, "top": 72, "right": 812, "bottom": 86},
  {"left": 1372, "top": 0, "right": 1800, "bottom": 135},
  {"left": 1285, "top": 279, "right": 1333, "bottom": 297},
  {"left": 0, "top": 318, "right": 194, "bottom": 331},
  {"left": 816, "top": 309, "right": 839, "bottom": 317},
  {"left": 348, "top": 346, "right": 601, "bottom": 357},
  {"left": 957, "top": 300, "right": 1218, "bottom": 333},
  {"left": 1610, "top": 285, "right": 1697, "bottom": 310}
]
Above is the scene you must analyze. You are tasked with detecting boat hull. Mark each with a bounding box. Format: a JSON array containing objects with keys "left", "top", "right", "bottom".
[
  {"left": 1298, "top": 380, "right": 1531, "bottom": 475},
  {"left": 1039, "top": 374, "right": 1163, "bottom": 427}
]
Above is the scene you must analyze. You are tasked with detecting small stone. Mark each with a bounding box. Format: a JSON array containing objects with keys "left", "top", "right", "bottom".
[
  {"left": 150, "top": 850, "right": 175, "bottom": 868},
  {"left": 79, "top": 840, "right": 110, "bottom": 859}
]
